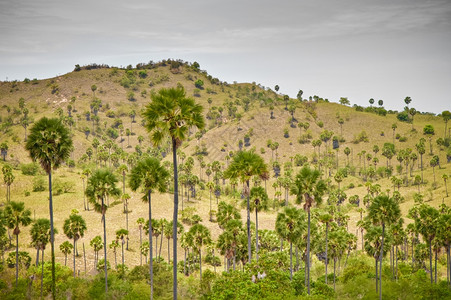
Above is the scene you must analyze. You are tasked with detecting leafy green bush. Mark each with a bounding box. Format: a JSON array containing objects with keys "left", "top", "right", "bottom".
[
  {"left": 20, "top": 162, "right": 40, "bottom": 175},
  {"left": 32, "top": 176, "right": 47, "bottom": 192}
]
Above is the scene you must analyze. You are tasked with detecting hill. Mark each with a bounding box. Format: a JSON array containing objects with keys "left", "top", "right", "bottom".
[{"left": 0, "top": 60, "right": 450, "bottom": 298}]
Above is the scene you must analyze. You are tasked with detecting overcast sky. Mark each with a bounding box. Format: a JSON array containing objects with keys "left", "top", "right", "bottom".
[{"left": 1, "top": 0, "right": 450, "bottom": 113}]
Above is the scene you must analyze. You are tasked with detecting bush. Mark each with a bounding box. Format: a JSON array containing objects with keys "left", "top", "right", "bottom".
[
  {"left": 53, "top": 178, "right": 74, "bottom": 195},
  {"left": 21, "top": 162, "right": 40, "bottom": 175},
  {"left": 33, "top": 176, "right": 47, "bottom": 192}
]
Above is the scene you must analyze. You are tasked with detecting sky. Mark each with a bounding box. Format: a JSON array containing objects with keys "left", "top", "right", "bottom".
[{"left": 0, "top": 0, "right": 450, "bottom": 114}]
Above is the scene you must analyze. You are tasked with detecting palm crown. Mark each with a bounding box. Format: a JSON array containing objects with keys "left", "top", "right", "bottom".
[
  {"left": 25, "top": 117, "right": 73, "bottom": 173},
  {"left": 142, "top": 86, "right": 205, "bottom": 148}
]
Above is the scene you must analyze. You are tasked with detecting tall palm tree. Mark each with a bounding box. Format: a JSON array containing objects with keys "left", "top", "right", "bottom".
[
  {"left": 63, "top": 212, "right": 87, "bottom": 277},
  {"left": 142, "top": 85, "right": 205, "bottom": 300},
  {"left": 248, "top": 186, "right": 269, "bottom": 261},
  {"left": 30, "top": 218, "right": 51, "bottom": 298},
  {"left": 224, "top": 150, "right": 268, "bottom": 263},
  {"left": 5, "top": 201, "right": 32, "bottom": 286},
  {"left": 129, "top": 157, "right": 169, "bottom": 300},
  {"left": 290, "top": 166, "right": 326, "bottom": 294},
  {"left": 416, "top": 204, "right": 439, "bottom": 284},
  {"left": 137, "top": 217, "right": 145, "bottom": 265},
  {"left": 85, "top": 169, "right": 120, "bottom": 294},
  {"left": 275, "top": 207, "right": 305, "bottom": 280},
  {"left": 25, "top": 117, "right": 73, "bottom": 299},
  {"left": 188, "top": 224, "right": 212, "bottom": 281},
  {"left": 116, "top": 228, "right": 129, "bottom": 266},
  {"left": 319, "top": 212, "right": 334, "bottom": 284},
  {"left": 60, "top": 241, "right": 73, "bottom": 266},
  {"left": 368, "top": 195, "right": 401, "bottom": 300}
]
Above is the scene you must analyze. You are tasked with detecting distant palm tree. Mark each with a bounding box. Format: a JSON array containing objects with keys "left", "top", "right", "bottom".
[
  {"left": 290, "top": 166, "right": 326, "bottom": 294},
  {"left": 137, "top": 218, "right": 145, "bottom": 265},
  {"left": 129, "top": 157, "right": 169, "bottom": 300},
  {"left": 86, "top": 169, "right": 120, "bottom": 294},
  {"left": 25, "top": 117, "right": 73, "bottom": 299},
  {"left": 368, "top": 195, "right": 401, "bottom": 300},
  {"left": 142, "top": 86, "right": 204, "bottom": 300},
  {"left": 30, "top": 218, "right": 51, "bottom": 298},
  {"left": 60, "top": 241, "right": 73, "bottom": 266},
  {"left": 63, "top": 212, "right": 87, "bottom": 277},
  {"left": 116, "top": 229, "right": 129, "bottom": 266},
  {"left": 248, "top": 186, "right": 269, "bottom": 261},
  {"left": 224, "top": 150, "right": 268, "bottom": 263},
  {"left": 188, "top": 224, "right": 211, "bottom": 280},
  {"left": 5, "top": 201, "right": 32, "bottom": 286},
  {"left": 319, "top": 213, "right": 334, "bottom": 284},
  {"left": 275, "top": 207, "right": 305, "bottom": 280}
]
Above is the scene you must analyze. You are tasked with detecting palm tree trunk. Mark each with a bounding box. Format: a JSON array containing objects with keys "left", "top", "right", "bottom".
[
  {"left": 290, "top": 241, "right": 293, "bottom": 280},
  {"left": 102, "top": 199, "right": 108, "bottom": 294},
  {"left": 199, "top": 250, "right": 202, "bottom": 281},
  {"left": 126, "top": 202, "right": 129, "bottom": 251},
  {"left": 435, "top": 247, "right": 437, "bottom": 284},
  {"left": 172, "top": 138, "right": 179, "bottom": 300},
  {"left": 41, "top": 249, "right": 44, "bottom": 299},
  {"left": 73, "top": 239, "right": 76, "bottom": 278},
  {"left": 376, "top": 257, "right": 378, "bottom": 293},
  {"left": 15, "top": 234, "right": 19, "bottom": 286},
  {"left": 429, "top": 241, "right": 433, "bottom": 284},
  {"left": 148, "top": 190, "right": 154, "bottom": 300},
  {"left": 307, "top": 209, "right": 311, "bottom": 295},
  {"left": 36, "top": 248, "right": 40, "bottom": 266},
  {"left": 379, "top": 223, "right": 385, "bottom": 300},
  {"left": 139, "top": 228, "right": 142, "bottom": 266},
  {"left": 395, "top": 245, "right": 398, "bottom": 280},
  {"left": 246, "top": 180, "right": 252, "bottom": 263},
  {"left": 168, "top": 238, "right": 170, "bottom": 263},
  {"left": 256, "top": 208, "right": 259, "bottom": 262},
  {"left": 49, "top": 170, "right": 56, "bottom": 300},
  {"left": 83, "top": 243, "right": 86, "bottom": 274},
  {"left": 121, "top": 241, "right": 125, "bottom": 266},
  {"left": 333, "top": 257, "right": 336, "bottom": 291},
  {"left": 325, "top": 223, "right": 328, "bottom": 284}
]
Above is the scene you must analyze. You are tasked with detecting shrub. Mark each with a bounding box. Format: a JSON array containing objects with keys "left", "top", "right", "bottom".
[
  {"left": 194, "top": 79, "right": 204, "bottom": 89},
  {"left": 33, "top": 176, "right": 47, "bottom": 192},
  {"left": 21, "top": 162, "right": 40, "bottom": 175}
]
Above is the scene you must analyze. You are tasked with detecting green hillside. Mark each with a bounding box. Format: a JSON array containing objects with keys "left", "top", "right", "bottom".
[{"left": 0, "top": 60, "right": 450, "bottom": 299}]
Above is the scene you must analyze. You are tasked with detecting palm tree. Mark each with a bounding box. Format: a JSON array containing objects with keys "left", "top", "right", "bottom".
[
  {"left": 129, "top": 157, "right": 169, "bottom": 300},
  {"left": 82, "top": 168, "right": 92, "bottom": 211},
  {"left": 137, "top": 218, "right": 145, "bottom": 265},
  {"left": 30, "top": 218, "right": 51, "bottom": 298},
  {"left": 63, "top": 212, "right": 87, "bottom": 277},
  {"left": 109, "top": 240, "right": 119, "bottom": 268},
  {"left": 85, "top": 169, "right": 120, "bottom": 294},
  {"left": 248, "top": 186, "right": 269, "bottom": 261},
  {"left": 142, "top": 85, "right": 205, "bottom": 300},
  {"left": 275, "top": 207, "right": 305, "bottom": 280},
  {"left": 90, "top": 235, "right": 103, "bottom": 268},
  {"left": 224, "top": 150, "right": 268, "bottom": 263},
  {"left": 25, "top": 117, "right": 73, "bottom": 299},
  {"left": 2, "top": 165, "right": 14, "bottom": 202},
  {"left": 116, "top": 228, "right": 129, "bottom": 266},
  {"left": 5, "top": 201, "right": 32, "bottom": 286},
  {"left": 290, "top": 166, "right": 326, "bottom": 294},
  {"left": 319, "top": 212, "right": 334, "bottom": 284},
  {"left": 416, "top": 204, "right": 439, "bottom": 284},
  {"left": 368, "top": 195, "right": 401, "bottom": 300},
  {"left": 188, "top": 224, "right": 212, "bottom": 280},
  {"left": 60, "top": 241, "right": 73, "bottom": 266},
  {"left": 121, "top": 193, "right": 131, "bottom": 249}
]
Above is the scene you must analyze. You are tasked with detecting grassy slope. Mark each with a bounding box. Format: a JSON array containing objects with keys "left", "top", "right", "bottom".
[{"left": 0, "top": 63, "right": 450, "bottom": 278}]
